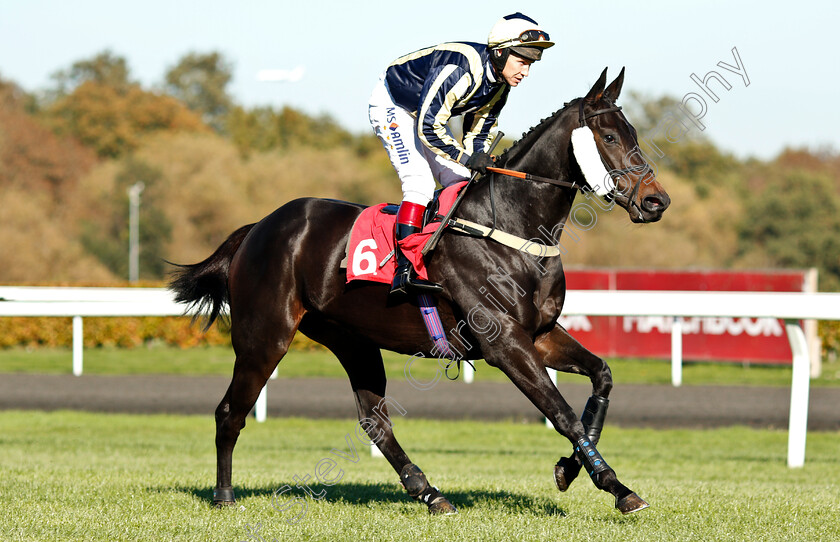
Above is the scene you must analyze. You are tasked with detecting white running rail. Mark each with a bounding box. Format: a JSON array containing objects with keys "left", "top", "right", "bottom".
[{"left": 3, "top": 286, "right": 839, "bottom": 467}]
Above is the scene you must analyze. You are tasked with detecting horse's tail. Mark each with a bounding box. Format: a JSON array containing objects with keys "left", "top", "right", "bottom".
[{"left": 168, "top": 223, "right": 255, "bottom": 330}]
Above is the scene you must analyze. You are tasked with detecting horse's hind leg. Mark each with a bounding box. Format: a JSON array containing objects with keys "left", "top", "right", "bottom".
[
  {"left": 213, "top": 354, "right": 277, "bottom": 505},
  {"left": 213, "top": 306, "right": 304, "bottom": 506},
  {"left": 346, "top": 352, "right": 458, "bottom": 515},
  {"left": 535, "top": 323, "right": 617, "bottom": 495},
  {"left": 300, "top": 320, "right": 457, "bottom": 515}
]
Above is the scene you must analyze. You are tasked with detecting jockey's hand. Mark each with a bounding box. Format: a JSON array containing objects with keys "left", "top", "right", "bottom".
[{"left": 466, "top": 152, "right": 494, "bottom": 174}]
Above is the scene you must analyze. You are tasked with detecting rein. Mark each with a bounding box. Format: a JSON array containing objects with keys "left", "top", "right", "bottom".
[{"left": 485, "top": 166, "right": 580, "bottom": 189}]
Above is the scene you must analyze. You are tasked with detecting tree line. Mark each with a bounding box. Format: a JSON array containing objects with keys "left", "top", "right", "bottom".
[{"left": 0, "top": 50, "right": 838, "bottom": 291}]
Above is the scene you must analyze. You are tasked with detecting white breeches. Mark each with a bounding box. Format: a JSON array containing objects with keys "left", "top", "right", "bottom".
[{"left": 368, "top": 72, "right": 470, "bottom": 205}]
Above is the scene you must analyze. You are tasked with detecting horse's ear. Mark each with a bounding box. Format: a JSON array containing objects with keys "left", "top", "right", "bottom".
[
  {"left": 604, "top": 67, "right": 625, "bottom": 101},
  {"left": 584, "top": 67, "right": 608, "bottom": 103}
]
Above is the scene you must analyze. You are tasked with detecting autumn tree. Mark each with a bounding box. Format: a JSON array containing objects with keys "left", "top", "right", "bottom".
[
  {"left": 624, "top": 91, "right": 743, "bottom": 197},
  {"left": 49, "top": 49, "right": 133, "bottom": 98},
  {"left": 0, "top": 76, "right": 113, "bottom": 282},
  {"left": 623, "top": 91, "right": 684, "bottom": 136},
  {"left": 0, "top": 77, "right": 96, "bottom": 201},
  {"left": 225, "top": 104, "right": 356, "bottom": 156},
  {"left": 164, "top": 51, "right": 234, "bottom": 132},
  {"left": 738, "top": 168, "right": 840, "bottom": 290},
  {"left": 0, "top": 76, "right": 38, "bottom": 114},
  {"left": 44, "top": 80, "right": 207, "bottom": 158}
]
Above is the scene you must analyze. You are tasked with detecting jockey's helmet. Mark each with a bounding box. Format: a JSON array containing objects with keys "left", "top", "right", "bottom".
[{"left": 487, "top": 12, "right": 554, "bottom": 74}]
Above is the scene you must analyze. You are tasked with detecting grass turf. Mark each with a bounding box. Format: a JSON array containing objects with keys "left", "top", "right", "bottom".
[
  {"left": 2, "top": 344, "right": 840, "bottom": 388},
  {"left": 0, "top": 411, "right": 838, "bottom": 541}
]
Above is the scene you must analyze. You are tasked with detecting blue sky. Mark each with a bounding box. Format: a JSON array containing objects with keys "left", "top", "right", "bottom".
[{"left": 0, "top": 0, "right": 835, "bottom": 159}]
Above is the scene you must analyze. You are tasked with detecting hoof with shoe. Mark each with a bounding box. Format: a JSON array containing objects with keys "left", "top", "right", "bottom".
[
  {"left": 553, "top": 457, "right": 581, "bottom": 492},
  {"left": 400, "top": 463, "right": 456, "bottom": 515},
  {"left": 616, "top": 492, "right": 649, "bottom": 514},
  {"left": 428, "top": 496, "right": 458, "bottom": 515},
  {"left": 213, "top": 486, "right": 236, "bottom": 507}
]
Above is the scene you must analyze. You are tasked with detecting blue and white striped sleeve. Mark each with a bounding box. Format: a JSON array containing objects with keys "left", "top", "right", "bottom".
[
  {"left": 416, "top": 65, "right": 473, "bottom": 165},
  {"left": 463, "top": 86, "right": 508, "bottom": 155}
]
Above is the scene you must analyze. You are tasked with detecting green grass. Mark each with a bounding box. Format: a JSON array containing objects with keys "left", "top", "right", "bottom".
[
  {"left": 2, "top": 344, "right": 840, "bottom": 387},
  {"left": 0, "top": 411, "right": 837, "bottom": 541}
]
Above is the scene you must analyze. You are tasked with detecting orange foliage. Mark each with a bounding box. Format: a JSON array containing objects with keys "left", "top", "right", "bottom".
[
  {"left": 0, "top": 83, "right": 96, "bottom": 201},
  {"left": 0, "top": 82, "right": 114, "bottom": 282},
  {"left": 44, "top": 81, "right": 208, "bottom": 158},
  {"left": 0, "top": 315, "right": 230, "bottom": 349}
]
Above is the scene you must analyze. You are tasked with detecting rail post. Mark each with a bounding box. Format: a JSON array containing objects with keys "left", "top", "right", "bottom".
[
  {"left": 671, "top": 316, "right": 683, "bottom": 387},
  {"left": 255, "top": 385, "right": 268, "bottom": 423},
  {"left": 785, "top": 320, "right": 810, "bottom": 468},
  {"left": 72, "top": 316, "right": 84, "bottom": 376}
]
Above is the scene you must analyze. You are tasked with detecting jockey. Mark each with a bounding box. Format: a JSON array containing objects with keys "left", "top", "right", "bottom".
[{"left": 368, "top": 12, "right": 554, "bottom": 297}]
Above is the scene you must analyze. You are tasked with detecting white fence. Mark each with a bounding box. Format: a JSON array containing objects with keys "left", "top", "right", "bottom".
[{"left": 2, "top": 286, "right": 840, "bottom": 468}]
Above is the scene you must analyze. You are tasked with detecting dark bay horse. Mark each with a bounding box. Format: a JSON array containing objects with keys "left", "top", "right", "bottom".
[{"left": 169, "top": 68, "right": 670, "bottom": 516}]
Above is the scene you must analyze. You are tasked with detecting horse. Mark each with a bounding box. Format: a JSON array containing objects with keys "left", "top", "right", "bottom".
[{"left": 169, "top": 67, "right": 670, "bottom": 516}]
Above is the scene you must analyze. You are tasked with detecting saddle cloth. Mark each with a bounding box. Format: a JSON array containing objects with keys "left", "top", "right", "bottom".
[{"left": 344, "top": 181, "right": 467, "bottom": 284}]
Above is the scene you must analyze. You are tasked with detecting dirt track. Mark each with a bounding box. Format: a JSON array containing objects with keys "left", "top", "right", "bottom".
[{"left": 1, "top": 373, "right": 838, "bottom": 430}]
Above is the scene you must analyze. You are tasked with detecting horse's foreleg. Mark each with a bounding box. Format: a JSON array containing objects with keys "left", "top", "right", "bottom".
[
  {"left": 493, "top": 331, "right": 647, "bottom": 514},
  {"left": 535, "top": 324, "right": 614, "bottom": 493},
  {"left": 535, "top": 323, "right": 613, "bottom": 396}
]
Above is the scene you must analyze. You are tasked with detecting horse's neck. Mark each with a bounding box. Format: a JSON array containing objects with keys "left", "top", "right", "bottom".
[
  {"left": 461, "top": 113, "right": 578, "bottom": 238},
  {"left": 500, "top": 116, "right": 571, "bottom": 179}
]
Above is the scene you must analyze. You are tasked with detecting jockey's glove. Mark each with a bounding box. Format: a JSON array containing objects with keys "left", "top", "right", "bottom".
[{"left": 466, "top": 152, "right": 494, "bottom": 174}]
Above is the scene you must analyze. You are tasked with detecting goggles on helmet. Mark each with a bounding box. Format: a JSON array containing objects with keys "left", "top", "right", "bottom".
[{"left": 495, "top": 29, "right": 551, "bottom": 48}]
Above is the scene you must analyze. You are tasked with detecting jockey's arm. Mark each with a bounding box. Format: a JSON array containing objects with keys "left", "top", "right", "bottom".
[
  {"left": 463, "top": 85, "right": 509, "bottom": 155},
  {"left": 416, "top": 66, "right": 474, "bottom": 167}
]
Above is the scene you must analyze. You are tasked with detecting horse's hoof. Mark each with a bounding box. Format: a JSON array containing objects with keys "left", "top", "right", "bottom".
[
  {"left": 213, "top": 486, "right": 236, "bottom": 507},
  {"left": 616, "top": 492, "right": 649, "bottom": 514},
  {"left": 428, "top": 497, "right": 458, "bottom": 515},
  {"left": 554, "top": 457, "right": 580, "bottom": 492}
]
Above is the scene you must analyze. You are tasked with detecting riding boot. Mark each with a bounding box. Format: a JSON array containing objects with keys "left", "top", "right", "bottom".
[{"left": 390, "top": 202, "right": 442, "bottom": 297}]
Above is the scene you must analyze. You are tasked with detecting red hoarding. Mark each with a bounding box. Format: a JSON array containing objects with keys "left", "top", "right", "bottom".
[{"left": 559, "top": 269, "right": 811, "bottom": 364}]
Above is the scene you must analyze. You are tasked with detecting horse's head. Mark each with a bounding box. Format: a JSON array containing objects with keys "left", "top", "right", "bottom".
[{"left": 577, "top": 68, "right": 670, "bottom": 223}]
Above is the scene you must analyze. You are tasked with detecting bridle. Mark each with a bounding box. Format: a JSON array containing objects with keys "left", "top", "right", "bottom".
[
  {"left": 577, "top": 99, "right": 652, "bottom": 210},
  {"left": 489, "top": 98, "right": 652, "bottom": 204}
]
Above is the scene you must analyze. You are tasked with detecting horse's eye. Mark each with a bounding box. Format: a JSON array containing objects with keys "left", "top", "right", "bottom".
[{"left": 604, "top": 134, "right": 616, "bottom": 144}]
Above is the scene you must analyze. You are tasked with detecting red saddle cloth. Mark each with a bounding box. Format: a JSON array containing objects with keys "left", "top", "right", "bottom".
[{"left": 345, "top": 181, "right": 467, "bottom": 284}]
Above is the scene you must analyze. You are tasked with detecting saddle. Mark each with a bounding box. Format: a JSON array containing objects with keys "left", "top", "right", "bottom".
[{"left": 342, "top": 183, "right": 466, "bottom": 285}]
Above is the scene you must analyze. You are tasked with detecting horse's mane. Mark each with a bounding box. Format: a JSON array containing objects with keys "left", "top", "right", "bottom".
[{"left": 495, "top": 98, "right": 580, "bottom": 167}]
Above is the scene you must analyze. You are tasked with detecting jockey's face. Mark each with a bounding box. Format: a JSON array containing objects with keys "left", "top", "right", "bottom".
[{"left": 502, "top": 54, "right": 534, "bottom": 87}]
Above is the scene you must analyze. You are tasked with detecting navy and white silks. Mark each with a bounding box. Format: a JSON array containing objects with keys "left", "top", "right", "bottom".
[{"left": 369, "top": 42, "right": 509, "bottom": 205}]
